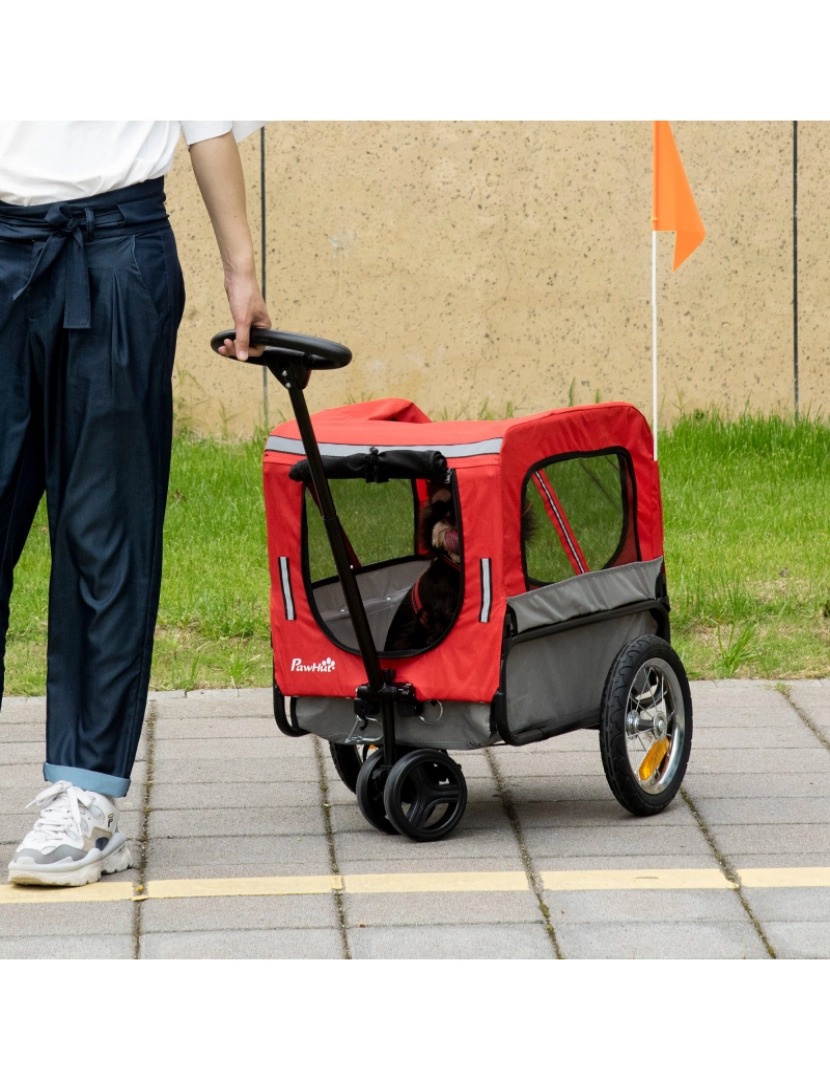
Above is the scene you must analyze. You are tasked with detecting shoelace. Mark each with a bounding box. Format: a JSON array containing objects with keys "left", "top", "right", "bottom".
[{"left": 24, "top": 781, "right": 95, "bottom": 844}]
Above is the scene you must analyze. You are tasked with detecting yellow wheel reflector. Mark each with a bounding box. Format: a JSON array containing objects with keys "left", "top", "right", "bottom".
[{"left": 638, "top": 737, "right": 669, "bottom": 782}]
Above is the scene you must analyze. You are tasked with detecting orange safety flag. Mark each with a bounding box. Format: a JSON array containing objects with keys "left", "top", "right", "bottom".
[{"left": 653, "top": 121, "right": 706, "bottom": 270}]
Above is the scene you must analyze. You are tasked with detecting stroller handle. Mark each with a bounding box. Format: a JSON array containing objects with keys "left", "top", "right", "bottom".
[
  {"left": 214, "top": 323, "right": 391, "bottom": 708},
  {"left": 210, "top": 328, "right": 352, "bottom": 371}
]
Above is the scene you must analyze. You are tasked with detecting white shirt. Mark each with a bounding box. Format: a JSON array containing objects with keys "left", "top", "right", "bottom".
[{"left": 0, "top": 121, "right": 264, "bottom": 206}]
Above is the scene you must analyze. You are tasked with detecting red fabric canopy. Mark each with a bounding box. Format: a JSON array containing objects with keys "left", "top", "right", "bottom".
[{"left": 263, "top": 400, "right": 663, "bottom": 702}]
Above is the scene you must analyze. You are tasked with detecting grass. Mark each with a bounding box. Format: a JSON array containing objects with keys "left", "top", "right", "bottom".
[
  {"left": 5, "top": 407, "right": 830, "bottom": 694},
  {"left": 660, "top": 409, "right": 830, "bottom": 679}
]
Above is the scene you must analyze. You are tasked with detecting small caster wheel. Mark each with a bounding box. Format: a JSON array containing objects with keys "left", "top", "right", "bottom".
[
  {"left": 383, "top": 749, "right": 467, "bottom": 841},
  {"left": 355, "top": 748, "right": 398, "bottom": 834},
  {"left": 329, "top": 742, "right": 372, "bottom": 793},
  {"left": 599, "top": 634, "right": 693, "bottom": 816}
]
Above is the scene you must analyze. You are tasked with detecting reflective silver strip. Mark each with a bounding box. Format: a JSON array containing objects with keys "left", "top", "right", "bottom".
[
  {"left": 479, "top": 558, "right": 492, "bottom": 623},
  {"left": 279, "top": 557, "right": 295, "bottom": 620},
  {"left": 285, "top": 697, "right": 294, "bottom": 726},
  {"left": 534, "top": 471, "right": 587, "bottom": 574},
  {"left": 265, "top": 435, "right": 503, "bottom": 459}
]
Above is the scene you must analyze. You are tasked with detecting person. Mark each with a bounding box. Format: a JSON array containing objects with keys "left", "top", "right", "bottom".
[{"left": 0, "top": 121, "right": 271, "bottom": 886}]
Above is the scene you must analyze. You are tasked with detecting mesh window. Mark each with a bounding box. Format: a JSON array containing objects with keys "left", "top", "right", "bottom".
[
  {"left": 524, "top": 451, "right": 638, "bottom": 586},
  {"left": 305, "top": 479, "right": 416, "bottom": 581},
  {"left": 303, "top": 474, "right": 464, "bottom": 656}
]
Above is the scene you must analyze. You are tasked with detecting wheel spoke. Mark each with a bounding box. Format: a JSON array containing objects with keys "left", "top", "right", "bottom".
[
  {"left": 408, "top": 798, "right": 432, "bottom": 830},
  {"left": 423, "top": 779, "right": 459, "bottom": 800},
  {"left": 631, "top": 667, "right": 658, "bottom": 714},
  {"left": 632, "top": 732, "right": 651, "bottom": 773},
  {"left": 405, "top": 766, "right": 459, "bottom": 828},
  {"left": 629, "top": 668, "right": 647, "bottom": 709},
  {"left": 406, "top": 768, "right": 432, "bottom": 801},
  {"left": 422, "top": 796, "right": 452, "bottom": 821}
]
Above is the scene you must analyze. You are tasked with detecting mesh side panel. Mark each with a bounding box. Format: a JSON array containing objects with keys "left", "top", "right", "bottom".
[
  {"left": 312, "top": 559, "right": 427, "bottom": 650},
  {"left": 523, "top": 450, "right": 641, "bottom": 586},
  {"left": 504, "top": 611, "right": 657, "bottom": 738}
]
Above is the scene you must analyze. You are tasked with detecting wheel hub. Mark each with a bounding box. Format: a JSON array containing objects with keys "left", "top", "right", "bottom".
[{"left": 626, "top": 708, "right": 669, "bottom": 740}]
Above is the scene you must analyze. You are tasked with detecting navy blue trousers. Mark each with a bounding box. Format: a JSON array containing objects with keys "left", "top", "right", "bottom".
[{"left": 0, "top": 178, "right": 185, "bottom": 797}]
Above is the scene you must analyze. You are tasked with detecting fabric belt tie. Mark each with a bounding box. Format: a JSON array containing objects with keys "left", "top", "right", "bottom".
[
  {"left": 11, "top": 204, "right": 94, "bottom": 329},
  {"left": 0, "top": 177, "right": 170, "bottom": 331}
]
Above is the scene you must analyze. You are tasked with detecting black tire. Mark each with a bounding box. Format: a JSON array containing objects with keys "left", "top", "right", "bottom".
[
  {"left": 355, "top": 749, "right": 398, "bottom": 834},
  {"left": 599, "top": 634, "right": 693, "bottom": 816},
  {"left": 383, "top": 749, "right": 467, "bottom": 841},
  {"left": 328, "top": 742, "right": 370, "bottom": 793}
]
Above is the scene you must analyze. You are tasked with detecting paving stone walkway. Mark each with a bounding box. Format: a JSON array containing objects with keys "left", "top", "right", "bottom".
[{"left": 2, "top": 680, "right": 830, "bottom": 959}]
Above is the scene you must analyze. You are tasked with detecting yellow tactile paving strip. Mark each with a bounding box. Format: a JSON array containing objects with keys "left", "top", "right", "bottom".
[
  {"left": 539, "top": 869, "right": 735, "bottom": 891},
  {"left": 0, "top": 882, "right": 134, "bottom": 904},
  {"left": 1, "top": 867, "right": 830, "bottom": 904}
]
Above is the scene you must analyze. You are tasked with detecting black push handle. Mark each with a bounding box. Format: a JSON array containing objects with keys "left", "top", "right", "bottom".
[
  {"left": 289, "top": 450, "right": 449, "bottom": 485},
  {"left": 210, "top": 328, "right": 351, "bottom": 371}
]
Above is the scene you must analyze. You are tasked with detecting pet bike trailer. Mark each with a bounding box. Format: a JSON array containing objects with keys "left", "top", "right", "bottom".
[{"left": 211, "top": 329, "right": 693, "bottom": 842}]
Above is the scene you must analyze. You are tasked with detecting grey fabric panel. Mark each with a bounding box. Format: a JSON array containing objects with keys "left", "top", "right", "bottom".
[
  {"left": 313, "top": 560, "right": 427, "bottom": 650},
  {"left": 504, "top": 610, "right": 657, "bottom": 738},
  {"left": 508, "top": 557, "right": 664, "bottom": 634},
  {"left": 294, "top": 695, "right": 497, "bottom": 751},
  {"left": 266, "top": 435, "right": 503, "bottom": 458}
]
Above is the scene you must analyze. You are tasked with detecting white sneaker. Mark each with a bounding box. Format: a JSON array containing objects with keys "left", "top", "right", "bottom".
[{"left": 7, "top": 780, "right": 132, "bottom": 887}]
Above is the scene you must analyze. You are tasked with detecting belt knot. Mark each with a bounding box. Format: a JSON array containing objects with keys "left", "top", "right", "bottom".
[
  {"left": 13, "top": 205, "right": 93, "bottom": 328},
  {"left": 44, "top": 204, "right": 84, "bottom": 234}
]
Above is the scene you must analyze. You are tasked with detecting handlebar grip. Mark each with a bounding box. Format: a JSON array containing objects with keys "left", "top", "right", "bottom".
[{"left": 210, "top": 328, "right": 352, "bottom": 370}]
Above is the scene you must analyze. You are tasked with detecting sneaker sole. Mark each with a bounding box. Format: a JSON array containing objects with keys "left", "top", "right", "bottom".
[{"left": 7, "top": 833, "right": 133, "bottom": 888}]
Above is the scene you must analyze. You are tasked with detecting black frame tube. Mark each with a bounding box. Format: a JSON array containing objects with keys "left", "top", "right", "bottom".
[
  {"left": 260, "top": 128, "right": 269, "bottom": 429},
  {"left": 280, "top": 359, "right": 385, "bottom": 694}
]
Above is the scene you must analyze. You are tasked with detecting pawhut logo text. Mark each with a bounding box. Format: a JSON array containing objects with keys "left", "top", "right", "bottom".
[{"left": 290, "top": 657, "right": 336, "bottom": 673}]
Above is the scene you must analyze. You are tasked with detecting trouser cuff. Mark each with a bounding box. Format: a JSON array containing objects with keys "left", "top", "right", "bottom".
[{"left": 43, "top": 763, "right": 130, "bottom": 798}]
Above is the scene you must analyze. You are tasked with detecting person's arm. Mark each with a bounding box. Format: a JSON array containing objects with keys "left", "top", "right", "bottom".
[{"left": 189, "top": 131, "right": 270, "bottom": 360}]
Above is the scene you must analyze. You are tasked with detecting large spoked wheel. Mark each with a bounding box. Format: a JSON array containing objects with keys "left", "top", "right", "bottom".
[
  {"left": 329, "top": 742, "right": 373, "bottom": 793},
  {"left": 355, "top": 749, "right": 398, "bottom": 834},
  {"left": 383, "top": 749, "right": 467, "bottom": 842},
  {"left": 599, "top": 635, "right": 693, "bottom": 816}
]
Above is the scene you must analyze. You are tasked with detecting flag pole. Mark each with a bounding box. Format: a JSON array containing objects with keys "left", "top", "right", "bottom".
[
  {"left": 650, "top": 120, "right": 706, "bottom": 461},
  {"left": 260, "top": 126, "right": 269, "bottom": 430},
  {"left": 652, "top": 229, "right": 658, "bottom": 461},
  {"left": 651, "top": 120, "right": 659, "bottom": 462}
]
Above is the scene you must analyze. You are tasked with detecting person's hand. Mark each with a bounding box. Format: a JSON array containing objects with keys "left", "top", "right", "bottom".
[
  {"left": 217, "top": 270, "right": 271, "bottom": 361},
  {"left": 189, "top": 132, "right": 270, "bottom": 360}
]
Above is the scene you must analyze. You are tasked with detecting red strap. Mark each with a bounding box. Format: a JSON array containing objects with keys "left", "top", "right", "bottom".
[{"left": 411, "top": 579, "right": 431, "bottom": 627}]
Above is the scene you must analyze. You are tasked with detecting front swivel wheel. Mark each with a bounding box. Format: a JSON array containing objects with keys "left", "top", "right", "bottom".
[
  {"left": 355, "top": 749, "right": 397, "bottom": 834},
  {"left": 329, "top": 741, "right": 372, "bottom": 793},
  {"left": 383, "top": 749, "right": 467, "bottom": 841}
]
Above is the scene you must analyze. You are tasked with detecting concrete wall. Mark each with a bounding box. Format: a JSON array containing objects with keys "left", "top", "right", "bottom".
[{"left": 166, "top": 121, "right": 815, "bottom": 438}]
